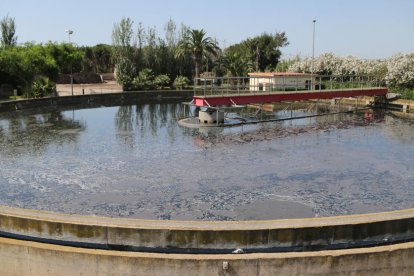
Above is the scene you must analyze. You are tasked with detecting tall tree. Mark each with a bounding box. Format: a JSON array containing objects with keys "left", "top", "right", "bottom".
[
  {"left": 92, "top": 44, "right": 114, "bottom": 73},
  {"left": 175, "top": 23, "right": 192, "bottom": 78},
  {"left": 176, "top": 29, "right": 219, "bottom": 80},
  {"left": 112, "top": 17, "right": 135, "bottom": 88},
  {"left": 225, "top": 32, "right": 289, "bottom": 72},
  {"left": 246, "top": 32, "right": 289, "bottom": 71},
  {"left": 164, "top": 18, "right": 177, "bottom": 48},
  {"left": 1, "top": 15, "right": 17, "bottom": 48},
  {"left": 80, "top": 44, "right": 113, "bottom": 73},
  {"left": 162, "top": 19, "right": 179, "bottom": 78},
  {"left": 144, "top": 26, "right": 157, "bottom": 72},
  {"left": 134, "top": 22, "right": 145, "bottom": 72}
]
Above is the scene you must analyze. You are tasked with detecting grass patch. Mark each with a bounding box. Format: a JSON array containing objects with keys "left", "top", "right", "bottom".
[{"left": 389, "top": 87, "right": 414, "bottom": 100}]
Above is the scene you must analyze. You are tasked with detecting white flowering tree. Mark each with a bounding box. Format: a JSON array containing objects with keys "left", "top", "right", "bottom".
[
  {"left": 288, "top": 52, "right": 414, "bottom": 98},
  {"left": 289, "top": 53, "right": 414, "bottom": 87},
  {"left": 288, "top": 53, "right": 386, "bottom": 76},
  {"left": 385, "top": 53, "right": 414, "bottom": 88}
]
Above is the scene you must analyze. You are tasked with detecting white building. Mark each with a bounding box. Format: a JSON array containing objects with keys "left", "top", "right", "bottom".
[{"left": 248, "top": 72, "right": 316, "bottom": 91}]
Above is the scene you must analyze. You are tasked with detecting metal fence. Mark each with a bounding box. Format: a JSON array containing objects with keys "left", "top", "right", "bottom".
[{"left": 194, "top": 75, "right": 386, "bottom": 97}]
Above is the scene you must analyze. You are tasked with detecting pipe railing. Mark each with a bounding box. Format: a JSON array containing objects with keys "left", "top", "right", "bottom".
[{"left": 193, "top": 75, "right": 386, "bottom": 97}]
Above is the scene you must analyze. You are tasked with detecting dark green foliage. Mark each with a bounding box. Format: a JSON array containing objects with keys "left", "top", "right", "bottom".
[
  {"left": 77, "top": 44, "right": 114, "bottom": 73},
  {"left": 173, "top": 75, "right": 190, "bottom": 89},
  {"left": 220, "top": 52, "right": 252, "bottom": 77},
  {"left": 0, "top": 43, "right": 58, "bottom": 97},
  {"left": 248, "top": 32, "right": 289, "bottom": 71},
  {"left": 225, "top": 32, "right": 289, "bottom": 73},
  {"left": 32, "top": 76, "right": 56, "bottom": 98},
  {"left": 91, "top": 44, "right": 114, "bottom": 73},
  {"left": 109, "top": 19, "right": 289, "bottom": 88},
  {"left": 154, "top": 74, "right": 171, "bottom": 89},
  {"left": 111, "top": 19, "right": 212, "bottom": 88},
  {"left": 132, "top": 68, "right": 155, "bottom": 90},
  {"left": 44, "top": 42, "right": 83, "bottom": 75},
  {"left": 115, "top": 58, "right": 135, "bottom": 90}
]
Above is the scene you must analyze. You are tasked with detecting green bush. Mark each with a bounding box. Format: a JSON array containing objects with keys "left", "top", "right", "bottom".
[
  {"left": 32, "top": 77, "right": 56, "bottom": 98},
  {"left": 154, "top": 74, "right": 171, "bottom": 89},
  {"left": 115, "top": 59, "right": 135, "bottom": 91},
  {"left": 389, "top": 87, "right": 414, "bottom": 100},
  {"left": 173, "top": 75, "right": 190, "bottom": 90},
  {"left": 132, "top": 68, "right": 155, "bottom": 90}
]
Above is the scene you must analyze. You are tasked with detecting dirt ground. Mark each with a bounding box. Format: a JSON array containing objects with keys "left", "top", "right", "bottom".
[{"left": 56, "top": 81, "right": 122, "bottom": 96}]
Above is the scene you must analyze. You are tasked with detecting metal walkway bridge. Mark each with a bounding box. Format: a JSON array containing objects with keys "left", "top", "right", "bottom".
[{"left": 191, "top": 74, "right": 388, "bottom": 107}]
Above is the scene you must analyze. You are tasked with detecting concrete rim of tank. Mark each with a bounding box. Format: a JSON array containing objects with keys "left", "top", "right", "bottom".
[{"left": 2, "top": 205, "right": 414, "bottom": 229}]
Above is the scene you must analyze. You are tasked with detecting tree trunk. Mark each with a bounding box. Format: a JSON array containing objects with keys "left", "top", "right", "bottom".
[
  {"left": 194, "top": 60, "right": 200, "bottom": 85},
  {"left": 194, "top": 53, "right": 202, "bottom": 85}
]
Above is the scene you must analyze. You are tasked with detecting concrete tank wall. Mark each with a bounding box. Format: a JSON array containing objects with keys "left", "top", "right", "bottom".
[
  {"left": 1, "top": 237, "right": 414, "bottom": 275},
  {"left": 2, "top": 206, "right": 414, "bottom": 253}
]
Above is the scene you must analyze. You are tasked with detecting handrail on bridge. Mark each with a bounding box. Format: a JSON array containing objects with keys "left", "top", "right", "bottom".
[{"left": 193, "top": 75, "right": 386, "bottom": 97}]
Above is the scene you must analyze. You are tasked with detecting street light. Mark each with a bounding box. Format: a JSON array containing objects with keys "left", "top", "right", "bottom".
[
  {"left": 312, "top": 20, "right": 316, "bottom": 74},
  {"left": 65, "top": 29, "right": 74, "bottom": 96},
  {"left": 65, "top": 29, "right": 73, "bottom": 43}
]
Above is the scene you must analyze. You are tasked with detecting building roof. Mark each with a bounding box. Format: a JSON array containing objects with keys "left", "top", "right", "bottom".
[{"left": 248, "top": 72, "right": 317, "bottom": 77}]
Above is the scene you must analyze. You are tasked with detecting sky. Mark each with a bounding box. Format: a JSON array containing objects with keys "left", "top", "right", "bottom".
[{"left": 1, "top": 0, "right": 413, "bottom": 59}]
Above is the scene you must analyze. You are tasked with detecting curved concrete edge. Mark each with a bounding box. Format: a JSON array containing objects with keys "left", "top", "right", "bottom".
[
  {"left": 2, "top": 206, "right": 414, "bottom": 252},
  {"left": 1, "top": 237, "right": 414, "bottom": 275},
  {"left": 3, "top": 205, "right": 414, "bottom": 229}
]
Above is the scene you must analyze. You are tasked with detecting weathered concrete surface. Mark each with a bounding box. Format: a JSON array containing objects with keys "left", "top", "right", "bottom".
[
  {"left": 1, "top": 237, "right": 414, "bottom": 275},
  {"left": 2, "top": 206, "right": 414, "bottom": 253}
]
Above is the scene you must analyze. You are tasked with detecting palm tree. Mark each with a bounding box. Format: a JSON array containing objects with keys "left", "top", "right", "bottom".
[
  {"left": 176, "top": 29, "right": 219, "bottom": 81},
  {"left": 222, "top": 52, "right": 252, "bottom": 77}
]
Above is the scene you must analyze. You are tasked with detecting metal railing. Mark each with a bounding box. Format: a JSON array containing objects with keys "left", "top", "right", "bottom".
[{"left": 193, "top": 75, "right": 386, "bottom": 97}]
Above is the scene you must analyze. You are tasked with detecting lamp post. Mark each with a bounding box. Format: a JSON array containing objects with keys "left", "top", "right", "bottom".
[
  {"left": 65, "top": 29, "right": 74, "bottom": 96},
  {"left": 312, "top": 20, "right": 316, "bottom": 74}
]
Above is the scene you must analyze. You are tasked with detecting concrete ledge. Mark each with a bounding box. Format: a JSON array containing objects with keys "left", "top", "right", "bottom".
[
  {"left": 1, "top": 237, "right": 414, "bottom": 275},
  {"left": 2, "top": 206, "right": 414, "bottom": 253}
]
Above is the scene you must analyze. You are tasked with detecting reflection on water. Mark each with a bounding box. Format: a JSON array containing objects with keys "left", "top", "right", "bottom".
[
  {"left": 0, "top": 110, "right": 85, "bottom": 156},
  {"left": 0, "top": 103, "right": 413, "bottom": 221}
]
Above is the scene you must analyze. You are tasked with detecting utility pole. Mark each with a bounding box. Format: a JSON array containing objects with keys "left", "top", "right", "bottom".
[
  {"left": 65, "top": 29, "right": 74, "bottom": 96},
  {"left": 312, "top": 20, "right": 316, "bottom": 74}
]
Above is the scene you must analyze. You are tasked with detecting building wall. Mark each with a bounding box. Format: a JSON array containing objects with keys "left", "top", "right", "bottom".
[{"left": 250, "top": 76, "right": 314, "bottom": 91}]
